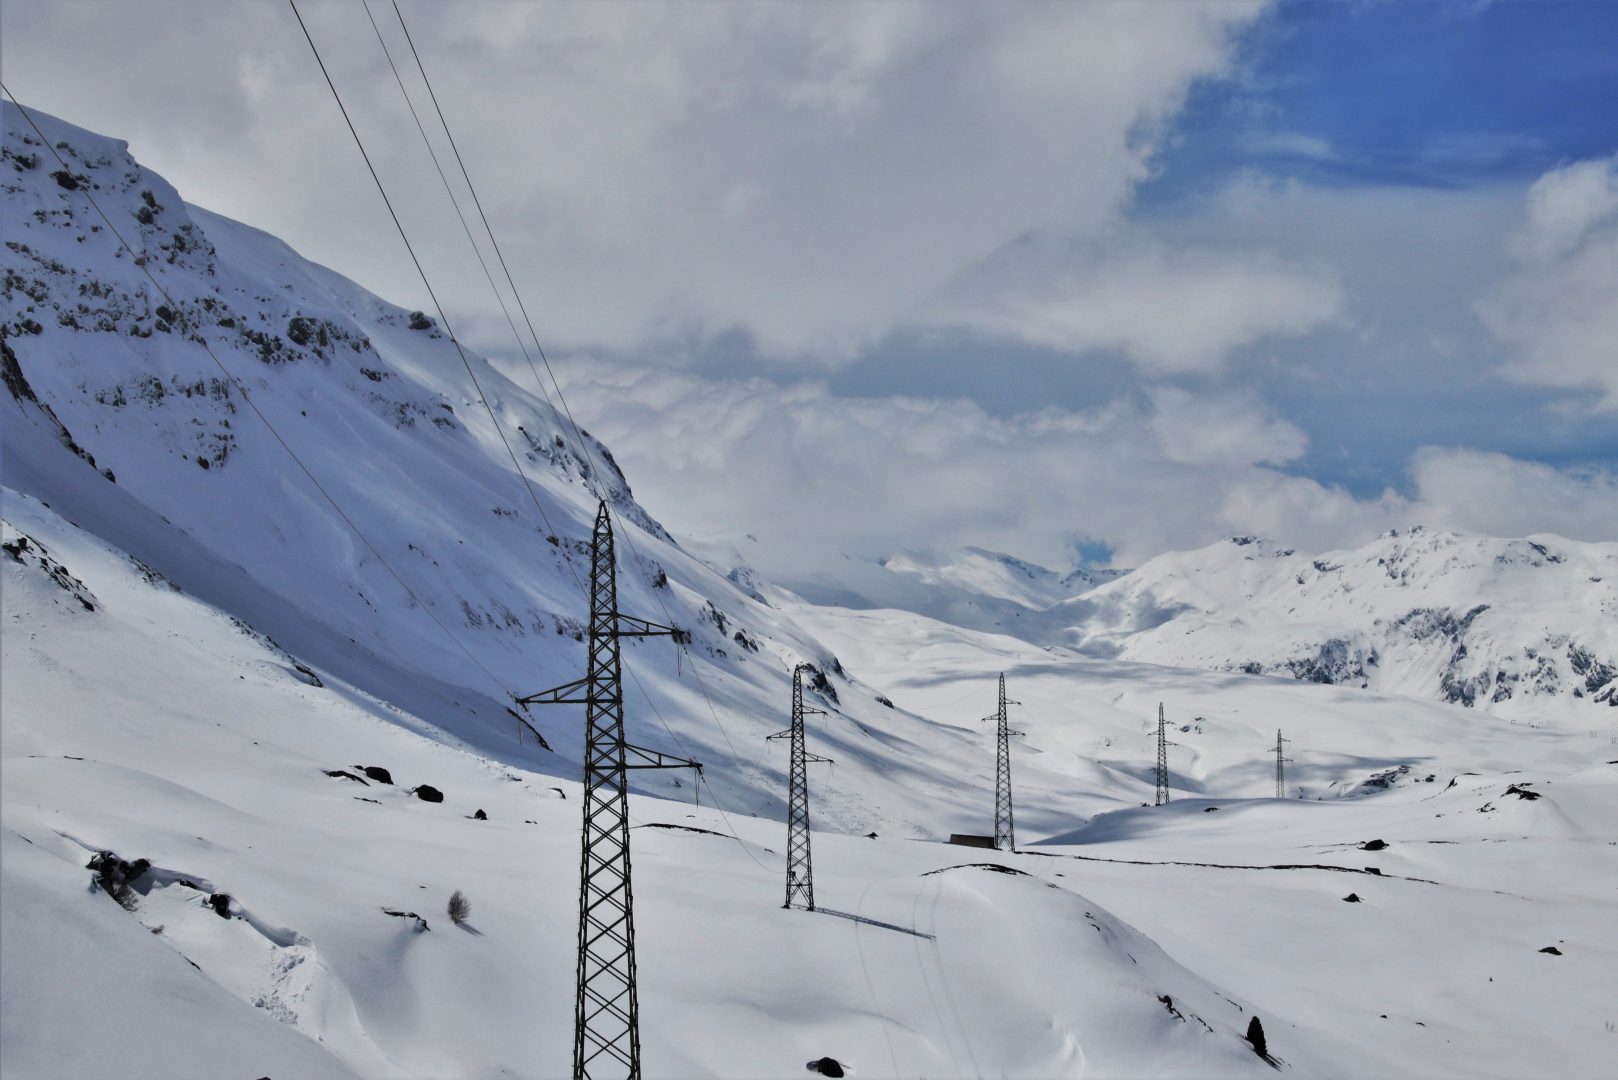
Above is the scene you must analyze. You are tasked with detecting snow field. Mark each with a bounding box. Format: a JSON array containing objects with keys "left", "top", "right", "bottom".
[{"left": 7, "top": 493, "right": 1617, "bottom": 1077}]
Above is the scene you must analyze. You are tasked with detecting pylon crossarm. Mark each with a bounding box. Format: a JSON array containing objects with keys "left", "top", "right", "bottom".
[
  {"left": 613, "top": 613, "right": 681, "bottom": 639},
  {"left": 621, "top": 742, "right": 703, "bottom": 771},
  {"left": 516, "top": 675, "right": 592, "bottom": 706},
  {"left": 766, "top": 729, "right": 792, "bottom": 741}
]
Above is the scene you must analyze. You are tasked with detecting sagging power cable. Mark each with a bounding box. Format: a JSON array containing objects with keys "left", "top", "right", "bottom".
[
  {"left": 379, "top": 1, "right": 775, "bottom": 845},
  {"left": 288, "top": 0, "right": 587, "bottom": 603}
]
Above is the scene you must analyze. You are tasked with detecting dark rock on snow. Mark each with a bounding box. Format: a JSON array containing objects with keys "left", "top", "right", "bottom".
[
  {"left": 383, "top": 908, "right": 430, "bottom": 931},
  {"left": 807, "top": 1058, "right": 845, "bottom": 1078},
  {"left": 325, "top": 769, "right": 368, "bottom": 785},
  {"left": 413, "top": 785, "right": 444, "bottom": 803},
  {"left": 361, "top": 765, "right": 394, "bottom": 784},
  {"left": 1360, "top": 839, "right": 1388, "bottom": 851},
  {"left": 87, "top": 851, "right": 151, "bottom": 908}
]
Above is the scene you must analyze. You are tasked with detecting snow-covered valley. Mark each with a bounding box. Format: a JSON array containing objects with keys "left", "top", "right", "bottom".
[{"left": 5, "top": 103, "right": 1617, "bottom": 1079}]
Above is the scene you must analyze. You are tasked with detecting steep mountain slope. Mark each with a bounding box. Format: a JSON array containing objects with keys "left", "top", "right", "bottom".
[
  {"left": 1055, "top": 530, "right": 1618, "bottom": 716},
  {"left": 0, "top": 101, "right": 993, "bottom": 831}
]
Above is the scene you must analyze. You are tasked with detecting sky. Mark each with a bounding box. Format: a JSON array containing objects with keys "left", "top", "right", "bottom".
[{"left": 4, "top": 0, "right": 1616, "bottom": 582}]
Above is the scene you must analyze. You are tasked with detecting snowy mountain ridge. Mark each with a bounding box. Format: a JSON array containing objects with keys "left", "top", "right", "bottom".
[{"left": 1057, "top": 527, "right": 1618, "bottom": 714}]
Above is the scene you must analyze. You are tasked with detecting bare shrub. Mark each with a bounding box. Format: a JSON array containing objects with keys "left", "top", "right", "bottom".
[{"left": 447, "top": 889, "right": 471, "bottom": 926}]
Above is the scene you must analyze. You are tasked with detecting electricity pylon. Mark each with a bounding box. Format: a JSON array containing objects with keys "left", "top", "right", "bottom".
[
  {"left": 767, "top": 663, "right": 833, "bottom": 910},
  {"left": 1155, "top": 702, "right": 1171, "bottom": 806},
  {"left": 1274, "top": 729, "right": 1292, "bottom": 799},
  {"left": 518, "top": 500, "right": 701, "bottom": 1080},
  {"left": 982, "top": 673, "right": 1022, "bottom": 851}
]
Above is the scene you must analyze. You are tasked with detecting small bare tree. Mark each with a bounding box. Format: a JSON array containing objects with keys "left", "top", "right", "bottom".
[{"left": 447, "top": 889, "right": 471, "bottom": 926}]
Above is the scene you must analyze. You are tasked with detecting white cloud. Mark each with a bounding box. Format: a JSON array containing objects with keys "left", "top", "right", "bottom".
[
  {"left": 1484, "top": 154, "right": 1618, "bottom": 410},
  {"left": 1148, "top": 387, "right": 1308, "bottom": 466},
  {"left": 1520, "top": 155, "right": 1618, "bottom": 258},
  {"left": 937, "top": 231, "right": 1345, "bottom": 373},
  {"left": 2, "top": 0, "right": 1267, "bottom": 365},
  {"left": 555, "top": 359, "right": 1616, "bottom": 579},
  {"left": 1407, "top": 448, "right": 1618, "bottom": 543}
]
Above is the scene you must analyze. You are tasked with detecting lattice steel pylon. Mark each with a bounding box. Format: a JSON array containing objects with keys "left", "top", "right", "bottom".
[
  {"left": 1155, "top": 702, "right": 1171, "bottom": 806},
  {"left": 982, "top": 673, "right": 1022, "bottom": 851},
  {"left": 1274, "top": 729, "right": 1292, "bottom": 799},
  {"left": 767, "top": 663, "right": 833, "bottom": 910},
  {"left": 518, "top": 500, "right": 701, "bottom": 1080}
]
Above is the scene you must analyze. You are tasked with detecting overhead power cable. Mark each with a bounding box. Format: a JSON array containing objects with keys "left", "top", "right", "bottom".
[
  {"left": 0, "top": 84, "right": 547, "bottom": 747},
  {"left": 358, "top": 0, "right": 580, "bottom": 567},
  {"left": 287, "top": 0, "right": 586, "bottom": 601},
  {"left": 381, "top": 0, "right": 772, "bottom": 841}
]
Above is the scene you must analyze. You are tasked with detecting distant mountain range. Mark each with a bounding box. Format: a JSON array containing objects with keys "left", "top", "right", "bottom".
[
  {"left": 1058, "top": 528, "right": 1618, "bottom": 714},
  {"left": 763, "top": 530, "right": 1618, "bottom": 715}
]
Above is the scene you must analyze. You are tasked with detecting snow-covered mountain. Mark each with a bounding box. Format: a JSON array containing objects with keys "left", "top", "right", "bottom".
[
  {"left": 7, "top": 105, "right": 1617, "bottom": 1080},
  {"left": 1, "top": 101, "right": 980, "bottom": 832},
  {"left": 783, "top": 545, "right": 1123, "bottom": 640},
  {"left": 1057, "top": 528, "right": 1618, "bottom": 714},
  {"left": 781, "top": 524, "right": 1616, "bottom": 717}
]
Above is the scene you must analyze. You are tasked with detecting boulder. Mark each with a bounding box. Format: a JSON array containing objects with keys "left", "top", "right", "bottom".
[{"left": 413, "top": 784, "right": 444, "bottom": 803}]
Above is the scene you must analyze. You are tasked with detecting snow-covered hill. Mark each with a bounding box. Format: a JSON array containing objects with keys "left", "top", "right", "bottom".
[{"left": 1057, "top": 529, "right": 1618, "bottom": 715}]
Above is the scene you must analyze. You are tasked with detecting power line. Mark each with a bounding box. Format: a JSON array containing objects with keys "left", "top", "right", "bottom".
[
  {"left": 287, "top": 0, "right": 584, "bottom": 601},
  {"left": 359, "top": 0, "right": 582, "bottom": 551},
  {"left": 382, "top": 0, "right": 773, "bottom": 848},
  {"left": 0, "top": 84, "right": 547, "bottom": 747},
  {"left": 354, "top": 8, "right": 758, "bottom": 849},
  {"left": 328, "top": 2, "right": 772, "bottom": 876},
  {"left": 386, "top": 0, "right": 579, "bottom": 449}
]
